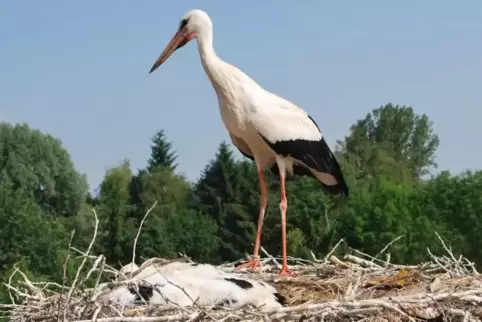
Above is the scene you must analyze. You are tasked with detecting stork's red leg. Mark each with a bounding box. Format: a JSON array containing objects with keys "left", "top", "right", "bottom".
[
  {"left": 278, "top": 171, "right": 296, "bottom": 277},
  {"left": 235, "top": 167, "right": 268, "bottom": 270}
]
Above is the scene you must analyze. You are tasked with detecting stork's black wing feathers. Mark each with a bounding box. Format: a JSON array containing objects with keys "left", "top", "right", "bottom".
[{"left": 259, "top": 115, "right": 349, "bottom": 196}]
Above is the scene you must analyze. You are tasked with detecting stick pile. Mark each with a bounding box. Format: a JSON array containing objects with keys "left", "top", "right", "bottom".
[{"left": 2, "top": 207, "right": 482, "bottom": 321}]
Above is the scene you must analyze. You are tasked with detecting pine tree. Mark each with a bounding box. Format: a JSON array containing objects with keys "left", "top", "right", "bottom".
[
  {"left": 147, "top": 130, "right": 178, "bottom": 172},
  {"left": 194, "top": 141, "right": 258, "bottom": 261}
]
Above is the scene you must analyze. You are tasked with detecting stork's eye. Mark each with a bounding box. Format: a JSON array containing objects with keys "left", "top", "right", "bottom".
[{"left": 179, "top": 18, "right": 189, "bottom": 31}]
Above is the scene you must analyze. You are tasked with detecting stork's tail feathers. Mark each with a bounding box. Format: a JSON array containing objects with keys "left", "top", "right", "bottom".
[
  {"left": 309, "top": 137, "right": 349, "bottom": 197},
  {"left": 321, "top": 171, "right": 349, "bottom": 197}
]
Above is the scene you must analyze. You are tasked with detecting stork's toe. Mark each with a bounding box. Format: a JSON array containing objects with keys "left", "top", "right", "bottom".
[{"left": 235, "top": 258, "right": 261, "bottom": 270}]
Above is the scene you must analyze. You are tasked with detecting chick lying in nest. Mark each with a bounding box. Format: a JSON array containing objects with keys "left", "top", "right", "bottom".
[{"left": 101, "top": 257, "right": 286, "bottom": 311}]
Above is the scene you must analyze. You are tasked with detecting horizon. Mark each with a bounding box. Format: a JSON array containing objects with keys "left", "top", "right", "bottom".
[{"left": 1, "top": 1, "right": 481, "bottom": 193}]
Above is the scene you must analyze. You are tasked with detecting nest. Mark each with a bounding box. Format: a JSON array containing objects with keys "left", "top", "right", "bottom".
[{"left": 2, "top": 206, "right": 482, "bottom": 321}]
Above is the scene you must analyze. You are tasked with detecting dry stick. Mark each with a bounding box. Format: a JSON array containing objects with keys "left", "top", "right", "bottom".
[
  {"left": 63, "top": 209, "right": 99, "bottom": 322},
  {"left": 344, "top": 254, "right": 382, "bottom": 269},
  {"left": 385, "top": 252, "right": 391, "bottom": 267},
  {"left": 70, "top": 247, "right": 120, "bottom": 276},
  {"left": 129, "top": 201, "right": 158, "bottom": 279},
  {"left": 94, "top": 256, "right": 106, "bottom": 288},
  {"left": 80, "top": 255, "right": 104, "bottom": 285},
  {"left": 16, "top": 270, "right": 43, "bottom": 299},
  {"left": 260, "top": 246, "right": 281, "bottom": 268},
  {"left": 427, "top": 247, "right": 453, "bottom": 276},
  {"left": 434, "top": 231, "right": 458, "bottom": 264},
  {"left": 464, "top": 258, "right": 479, "bottom": 274},
  {"left": 90, "top": 256, "right": 106, "bottom": 302},
  {"left": 109, "top": 305, "right": 124, "bottom": 317},
  {"left": 7, "top": 264, "right": 20, "bottom": 304},
  {"left": 57, "top": 230, "right": 75, "bottom": 321},
  {"left": 349, "top": 248, "right": 389, "bottom": 267},
  {"left": 371, "top": 235, "right": 404, "bottom": 264},
  {"left": 434, "top": 231, "right": 472, "bottom": 276},
  {"left": 3, "top": 283, "right": 37, "bottom": 300},
  {"left": 72, "top": 313, "right": 197, "bottom": 322},
  {"left": 91, "top": 303, "right": 103, "bottom": 322},
  {"left": 323, "top": 238, "right": 346, "bottom": 262}
]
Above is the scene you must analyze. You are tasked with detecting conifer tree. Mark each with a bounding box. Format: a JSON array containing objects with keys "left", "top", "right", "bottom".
[
  {"left": 195, "top": 142, "right": 258, "bottom": 260},
  {"left": 147, "top": 130, "right": 178, "bottom": 172}
]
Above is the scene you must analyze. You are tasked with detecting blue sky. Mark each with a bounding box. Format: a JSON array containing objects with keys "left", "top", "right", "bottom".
[{"left": 1, "top": 1, "right": 481, "bottom": 193}]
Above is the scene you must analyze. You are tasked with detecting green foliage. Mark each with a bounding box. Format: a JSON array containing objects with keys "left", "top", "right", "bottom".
[
  {"left": 147, "top": 130, "right": 178, "bottom": 172},
  {"left": 194, "top": 142, "right": 258, "bottom": 261},
  {"left": 0, "top": 180, "right": 69, "bottom": 275},
  {"left": 1, "top": 103, "right": 482, "bottom": 303},
  {"left": 0, "top": 122, "right": 88, "bottom": 217},
  {"left": 96, "top": 159, "right": 137, "bottom": 265},
  {"left": 338, "top": 103, "right": 439, "bottom": 182}
]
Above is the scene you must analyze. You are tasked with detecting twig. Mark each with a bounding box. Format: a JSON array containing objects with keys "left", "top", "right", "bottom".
[
  {"left": 260, "top": 246, "right": 281, "bottom": 268},
  {"left": 371, "top": 235, "right": 404, "bottom": 263},
  {"left": 427, "top": 247, "right": 453, "bottom": 276},
  {"left": 344, "top": 254, "right": 382, "bottom": 269},
  {"left": 58, "top": 230, "right": 75, "bottom": 321},
  {"left": 129, "top": 201, "right": 158, "bottom": 279},
  {"left": 64, "top": 209, "right": 99, "bottom": 321},
  {"left": 3, "top": 283, "right": 38, "bottom": 300},
  {"left": 81, "top": 255, "right": 104, "bottom": 285},
  {"left": 91, "top": 303, "right": 102, "bottom": 322},
  {"left": 90, "top": 255, "right": 106, "bottom": 301},
  {"left": 323, "top": 238, "right": 346, "bottom": 262},
  {"left": 434, "top": 231, "right": 458, "bottom": 263},
  {"left": 16, "top": 269, "right": 43, "bottom": 299},
  {"left": 7, "top": 264, "right": 20, "bottom": 304}
]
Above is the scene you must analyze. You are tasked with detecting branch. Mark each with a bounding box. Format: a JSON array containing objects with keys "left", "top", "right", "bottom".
[
  {"left": 63, "top": 209, "right": 99, "bottom": 321},
  {"left": 58, "top": 230, "right": 75, "bottom": 321},
  {"left": 129, "top": 201, "right": 158, "bottom": 279}
]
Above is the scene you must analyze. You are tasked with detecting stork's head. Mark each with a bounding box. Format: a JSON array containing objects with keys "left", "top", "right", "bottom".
[{"left": 149, "top": 9, "right": 212, "bottom": 74}]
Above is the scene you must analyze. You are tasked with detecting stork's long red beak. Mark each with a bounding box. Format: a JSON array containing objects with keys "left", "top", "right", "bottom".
[{"left": 149, "top": 31, "right": 194, "bottom": 74}]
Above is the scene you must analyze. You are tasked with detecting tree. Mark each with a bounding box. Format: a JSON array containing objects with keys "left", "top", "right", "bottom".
[
  {"left": 96, "top": 159, "right": 137, "bottom": 265},
  {"left": 338, "top": 103, "right": 439, "bottom": 183},
  {"left": 133, "top": 166, "right": 191, "bottom": 258},
  {"left": 147, "top": 130, "right": 178, "bottom": 172},
  {"left": 194, "top": 142, "right": 258, "bottom": 260},
  {"left": 417, "top": 170, "right": 482, "bottom": 266},
  {"left": 130, "top": 166, "right": 220, "bottom": 263},
  {"left": 0, "top": 122, "right": 88, "bottom": 217},
  {"left": 0, "top": 178, "right": 69, "bottom": 277}
]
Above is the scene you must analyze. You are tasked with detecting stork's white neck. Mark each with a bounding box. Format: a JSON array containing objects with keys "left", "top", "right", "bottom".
[{"left": 196, "top": 29, "right": 229, "bottom": 97}]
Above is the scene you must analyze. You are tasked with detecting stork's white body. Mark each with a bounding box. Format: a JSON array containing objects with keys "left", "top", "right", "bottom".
[
  {"left": 149, "top": 9, "right": 348, "bottom": 277},
  {"left": 203, "top": 57, "right": 329, "bottom": 181}
]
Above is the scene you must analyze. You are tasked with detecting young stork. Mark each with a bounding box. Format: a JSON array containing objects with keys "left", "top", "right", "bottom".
[{"left": 149, "top": 9, "right": 349, "bottom": 277}]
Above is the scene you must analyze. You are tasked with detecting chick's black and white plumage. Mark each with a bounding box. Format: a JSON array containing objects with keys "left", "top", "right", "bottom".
[{"left": 101, "top": 260, "right": 285, "bottom": 311}]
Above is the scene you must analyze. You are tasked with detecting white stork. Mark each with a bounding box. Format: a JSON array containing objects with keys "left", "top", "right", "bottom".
[{"left": 148, "top": 9, "right": 349, "bottom": 277}]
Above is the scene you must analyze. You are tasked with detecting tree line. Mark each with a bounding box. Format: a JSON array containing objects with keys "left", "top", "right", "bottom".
[{"left": 0, "top": 103, "right": 481, "bottom": 303}]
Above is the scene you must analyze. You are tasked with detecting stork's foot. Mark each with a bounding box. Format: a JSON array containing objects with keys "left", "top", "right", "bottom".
[
  {"left": 235, "top": 258, "right": 261, "bottom": 270},
  {"left": 278, "top": 265, "right": 296, "bottom": 277}
]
